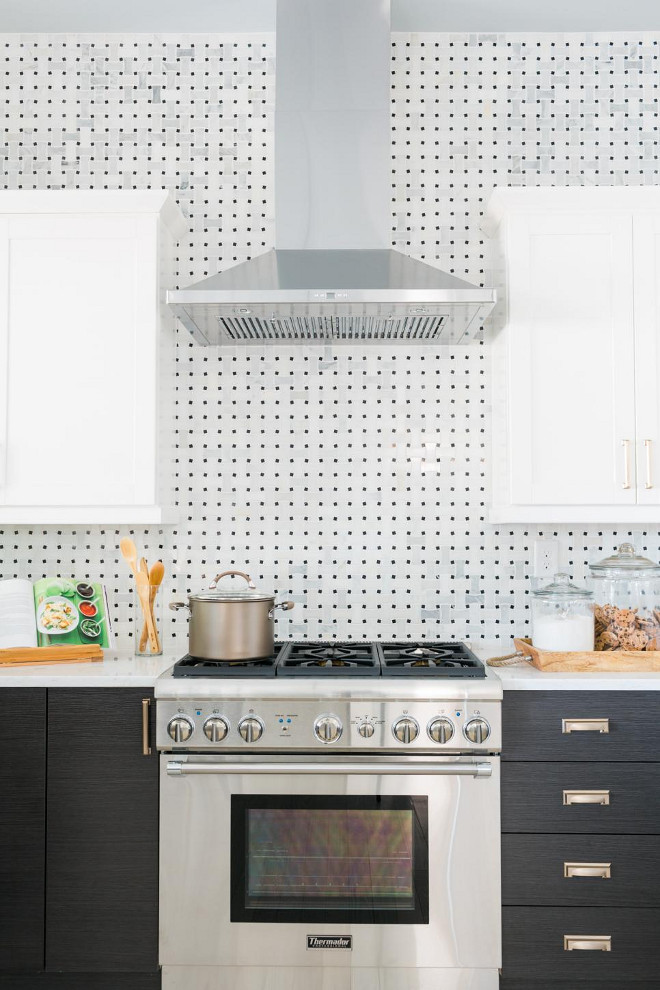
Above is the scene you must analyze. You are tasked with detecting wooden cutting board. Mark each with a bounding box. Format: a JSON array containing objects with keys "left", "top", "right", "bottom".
[
  {"left": 514, "top": 637, "right": 660, "bottom": 672},
  {"left": 0, "top": 645, "right": 103, "bottom": 666}
]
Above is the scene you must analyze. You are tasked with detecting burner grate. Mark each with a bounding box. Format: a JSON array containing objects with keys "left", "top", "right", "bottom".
[
  {"left": 172, "top": 649, "right": 284, "bottom": 678},
  {"left": 378, "top": 642, "right": 485, "bottom": 678},
  {"left": 276, "top": 642, "right": 381, "bottom": 677},
  {"left": 170, "top": 641, "right": 485, "bottom": 678}
]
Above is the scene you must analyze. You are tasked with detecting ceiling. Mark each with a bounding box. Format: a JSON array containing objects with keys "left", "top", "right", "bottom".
[{"left": 2, "top": 0, "right": 660, "bottom": 33}]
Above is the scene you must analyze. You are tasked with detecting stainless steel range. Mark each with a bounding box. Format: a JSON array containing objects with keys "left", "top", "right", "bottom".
[{"left": 156, "top": 642, "right": 502, "bottom": 990}]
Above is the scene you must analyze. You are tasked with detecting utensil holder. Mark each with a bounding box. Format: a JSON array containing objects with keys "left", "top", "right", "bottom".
[{"left": 134, "top": 587, "right": 163, "bottom": 657}]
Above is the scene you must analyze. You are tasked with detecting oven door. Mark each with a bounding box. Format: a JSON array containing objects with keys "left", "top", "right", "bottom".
[{"left": 160, "top": 754, "right": 500, "bottom": 988}]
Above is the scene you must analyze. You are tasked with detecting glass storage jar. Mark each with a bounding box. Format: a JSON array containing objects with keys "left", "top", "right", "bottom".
[
  {"left": 531, "top": 573, "right": 594, "bottom": 651},
  {"left": 589, "top": 543, "right": 660, "bottom": 651}
]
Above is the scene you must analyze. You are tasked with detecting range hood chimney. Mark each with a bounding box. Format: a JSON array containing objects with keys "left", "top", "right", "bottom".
[{"left": 167, "top": 0, "right": 496, "bottom": 344}]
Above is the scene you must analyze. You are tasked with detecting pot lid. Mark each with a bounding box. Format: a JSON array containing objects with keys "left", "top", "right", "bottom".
[
  {"left": 190, "top": 569, "right": 273, "bottom": 603},
  {"left": 589, "top": 542, "right": 660, "bottom": 573},
  {"left": 531, "top": 572, "right": 593, "bottom": 600}
]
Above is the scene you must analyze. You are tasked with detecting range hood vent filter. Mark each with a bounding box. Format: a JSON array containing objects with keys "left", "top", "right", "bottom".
[{"left": 217, "top": 313, "right": 448, "bottom": 343}]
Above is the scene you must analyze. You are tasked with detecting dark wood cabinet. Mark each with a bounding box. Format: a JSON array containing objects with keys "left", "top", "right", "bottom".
[
  {"left": 502, "top": 690, "right": 660, "bottom": 762},
  {"left": 503, "top": 906, "right": 660, "bottom": 982},
  {"left": 502, "top": 834, "right": 660, "bottom": 907},
  {"left": 0, "top": 689, "right": 46, "bottom": 971},
  {"left": 0, "top": 976, "right": 160, "bottom": 989},
  {"left": 501, "top": 761, "right": 660, "bottom": 833},
  {"left": 501, "top": 690, "right": 660, "bottom": 990},
  {"left": 45, "top": 688, "right": 158, "bottom": 974}
]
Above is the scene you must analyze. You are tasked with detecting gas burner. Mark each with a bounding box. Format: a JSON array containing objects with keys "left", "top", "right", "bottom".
[
  {"left": 378, "top": 642, "right": 485, "bottom": 678},
  {"left": 277, "top": 642, "right": 381, "bottom": 677},
  {"left": 172, "top": 649, "right": 285, "bottom": 679},
  {"left": 305, "top": 646, "right": 355, "bottom": 663},
  {"left": 404, "top": 647, "right": 455, "bottom": 661}
]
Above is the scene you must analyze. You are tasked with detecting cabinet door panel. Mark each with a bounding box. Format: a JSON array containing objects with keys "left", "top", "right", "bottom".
[
  {"left": 502, "top": 690, "right": 660, "bottom": 762},
  {"left": 0, "top": 214, "right": 156, "bottom": 508},
  {"left": 633, "top": 213, "right": 660, "bottom": 505},
  {"left": 502, "top": 762, "right": 660, "bottom": 834},
  {"left": 507, "top": 213, "right": 636, "bottom": 506},
  {"left": 502, "top": 834, "right": 660, "bottom": 907},
  {"left": 0, "top": 689, "right": 46, "bottom": 971},
  {"left": 0, "top": 976, "right": 160, "bottom": 989},
  {"left": 46, "top": 689, "right": 158, "bottom": 973},
  {"left": 502, "top": 906, "right": 660, "bottom": 982}
]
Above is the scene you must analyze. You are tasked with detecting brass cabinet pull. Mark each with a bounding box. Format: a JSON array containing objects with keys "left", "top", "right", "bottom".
[
  {"left": 563, "top": 789, "right": 610, "bottom": 806},
  {"left": 564, "top": 935, "right": 611, "bottom": 952},
  {"left": 142, "top": 697, "right": 152, "bottom": 756},
  {"left": 622, "top": 438, "right": 632, "bottom": 489},
  {"left": 644, "top": 439, "right": 653, "bottom": 489},
  {"left": 564, "top": 862, "right": 611, "bottom": 879},
  {"left": 562, "top": 718, "right": 609, "bottom": 734}
]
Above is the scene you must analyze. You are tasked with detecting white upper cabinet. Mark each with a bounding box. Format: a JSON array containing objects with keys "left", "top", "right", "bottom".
[
  {"left": 485, "top": 187, "right": 660, "bottom": 523},
  {"left": 0, "top": 191, "right": 186, "bottom": 524}
]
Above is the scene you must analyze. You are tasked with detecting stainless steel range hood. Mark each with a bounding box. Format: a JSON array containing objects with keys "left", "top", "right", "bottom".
[{"left": 167, "top": 0, "right": 496, "bottom": 345}]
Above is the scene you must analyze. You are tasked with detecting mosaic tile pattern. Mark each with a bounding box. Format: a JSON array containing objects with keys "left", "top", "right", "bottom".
[{"left": 1, "top": 31, "right": 659, "bottom": 650}]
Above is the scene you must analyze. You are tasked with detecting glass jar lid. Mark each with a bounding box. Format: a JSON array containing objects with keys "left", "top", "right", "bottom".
[
  {"left": 589, "top": 542, "right": 660, "bottom": 574},
  {"left": 531, "top": 572, "right": 593, "bottom": 601}
]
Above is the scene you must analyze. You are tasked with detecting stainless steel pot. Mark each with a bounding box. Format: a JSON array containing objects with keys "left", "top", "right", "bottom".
[{"left": 169, "top": 570, "right": 294, "bottom": 661}]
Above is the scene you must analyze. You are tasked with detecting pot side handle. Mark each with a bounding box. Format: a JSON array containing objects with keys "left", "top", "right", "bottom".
[
  {"left": 269, "top": 601, "right": 295, "bottom": 618},
  {"left": 169, "top": 601, "right": 191, "bottom": 613},
  {"left": 209, "top": 570, "right": 256, "bottom": 590}
]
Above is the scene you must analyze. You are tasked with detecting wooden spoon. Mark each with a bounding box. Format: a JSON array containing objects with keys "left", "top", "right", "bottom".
[
  {"left": 136, "top": 570, "right": 159, "bottom": 652},
  {"left": 120, "top": 537, "right": 139, "bottom": 579},
  {"left": 139, "top": 560, "right": 165, "bottom": 653}
]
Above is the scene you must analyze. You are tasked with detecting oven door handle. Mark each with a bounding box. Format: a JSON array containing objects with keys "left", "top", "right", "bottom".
[{"left": 166, "top": 760, "right": 493, "bottom": 778}]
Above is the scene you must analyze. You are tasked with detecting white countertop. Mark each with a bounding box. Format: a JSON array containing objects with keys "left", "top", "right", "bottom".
[
  {"left": 492, "top": 663, "right": 660, "bottom": 691},
  {"left": 0, "top": 651, "right": 175, "bottom": 687},
  {"left": 2, "top": 642, "right": 660, "bottom": 691}
]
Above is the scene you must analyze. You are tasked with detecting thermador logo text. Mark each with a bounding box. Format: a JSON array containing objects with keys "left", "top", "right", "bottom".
[{"left": 307, "top": 935, "right": 352, "bottom": 950}]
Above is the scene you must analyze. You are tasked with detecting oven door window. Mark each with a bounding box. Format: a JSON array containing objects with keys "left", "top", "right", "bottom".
[{"left": 231, "top": 795, "right": 429, "bottom": 924}]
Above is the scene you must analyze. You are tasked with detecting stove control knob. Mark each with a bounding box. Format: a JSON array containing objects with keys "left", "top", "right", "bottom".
[
  {"left": 167, "top": 715, "right": 194, "bottom": 743},
  {"left": 393, "top": 717, "right": 419, "bottom": 744},
  {"left": 428, "top": 717, "right": 454, "bottom": 745},
  {"left": 203, "top": 716, "right": 229, "bottom": 743},
  {"left": 358, "top": 721, "right": 375, "bottom": 739},
  {"left": 314, "top": 714, "right": 343, "bottom": 744},
  {"left": 464, "top": 717, "right": 491, "bottom": 745},
  {"left": 238, "top": 717, "right": 264, "bottom": 743}
]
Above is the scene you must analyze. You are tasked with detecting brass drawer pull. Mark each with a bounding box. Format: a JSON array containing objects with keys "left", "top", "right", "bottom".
[
  {"left": 142, "top": 697, "right": 152, "bottom": 756},
  {"left": 564, "top": 935, "right": 611, "bottom": 952},
  {"left": 562, "top": 718, "right": 609, "bottom": 734},
  {"left": 563, "top": 789, "right": 610, "bottom": 806},
  {"left": 564, "top": 862, "right": 611, "bottom": 879}
]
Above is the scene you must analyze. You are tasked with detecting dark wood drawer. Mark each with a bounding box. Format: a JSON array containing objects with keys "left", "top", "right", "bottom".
[
  {"left": 502, "top": 906, "right": 660, "bottom": 982},
  {"left": 0, "top": 976, "right": 160, "bottom": 989},
  {"left": 503, "top": 691, "right": 660, "bottom": 762},
  {"left": 502, "top": 834, "right": 660, "bottom": 906},
  {"left": 501, "top": 982, "right": 660, "bottom": 990},
  {"left": 502, "top": 762, "right": 660, "bottom": 833}
]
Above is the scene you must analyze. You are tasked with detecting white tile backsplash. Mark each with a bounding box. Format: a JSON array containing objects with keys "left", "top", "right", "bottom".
[{"left": 1, "top": 30, "right": 659, "bottom": 649}]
